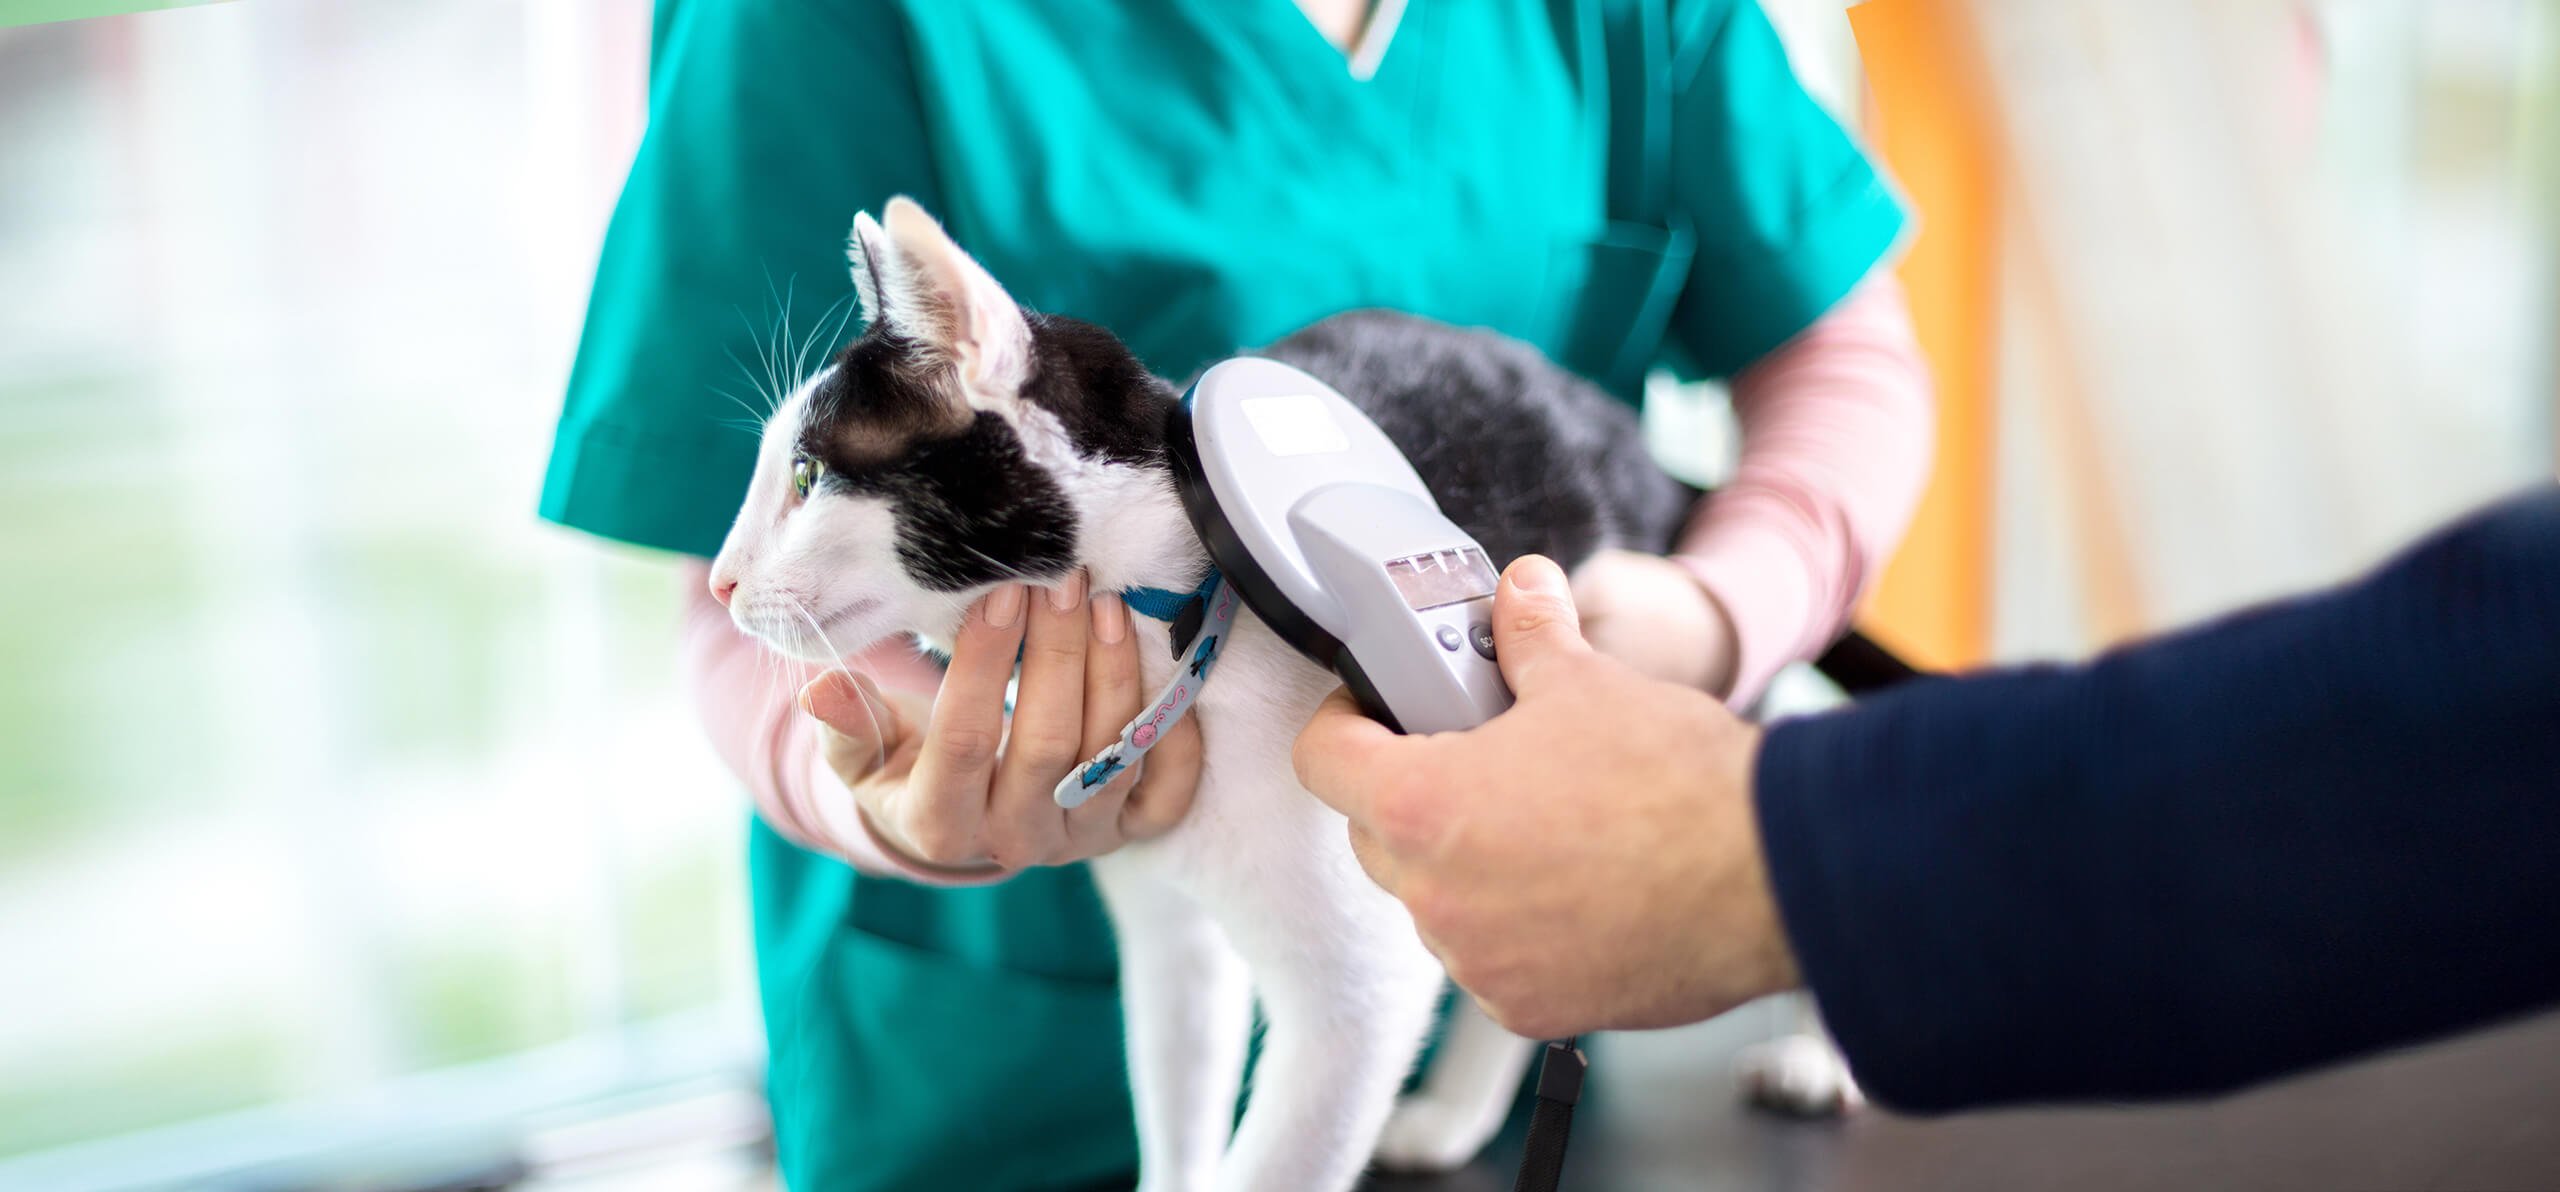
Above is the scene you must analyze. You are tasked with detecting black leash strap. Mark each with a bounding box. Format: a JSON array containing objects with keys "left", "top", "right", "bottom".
[
  {"left": 1812, "top": 628, "right": 1923, "bottom": 696},
  {"left": 1513, "top": 1038, "right": 1586, "bottom": 1192}
]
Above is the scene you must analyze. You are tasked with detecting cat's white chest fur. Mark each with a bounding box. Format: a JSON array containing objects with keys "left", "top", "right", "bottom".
[
  {"left": 1085, "top": 602, "right": 1474, "bottom": 1192},
  {"left": 1109, "top": 610, "right": 1354, "bottom": 888}
]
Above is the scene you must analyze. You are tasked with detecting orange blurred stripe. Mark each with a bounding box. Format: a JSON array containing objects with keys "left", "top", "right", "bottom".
[{"left": 1849, "top": 0, "right": 2000, "bottom": 670}]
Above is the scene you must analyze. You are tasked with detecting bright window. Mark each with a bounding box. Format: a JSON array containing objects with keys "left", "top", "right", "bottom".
[{"left": 0, "top": 4, "right": 763, "bottom": 1185}]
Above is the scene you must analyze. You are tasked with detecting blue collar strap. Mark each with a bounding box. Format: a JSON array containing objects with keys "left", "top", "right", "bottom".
[
  {"left": 1119, "top": 568, "right": 1222, "bottom": 627},
  {"left": 1054, "top": 568, "right": 1235, "bottom": 809}
]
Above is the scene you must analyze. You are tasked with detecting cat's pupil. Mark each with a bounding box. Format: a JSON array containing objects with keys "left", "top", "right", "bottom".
[{"left": 791, "top": 454, "right": 820, "bottom": 499}]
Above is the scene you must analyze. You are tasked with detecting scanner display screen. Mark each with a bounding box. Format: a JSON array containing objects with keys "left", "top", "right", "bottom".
[{"left": 1385, "top": 547, "right": 1499, "bottom": 612}]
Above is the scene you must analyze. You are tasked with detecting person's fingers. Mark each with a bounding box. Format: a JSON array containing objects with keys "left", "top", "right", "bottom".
[
  {"left": 1118, "top": 714, "right": 1202, "bottom": 841},
  {"left": 1059, "top": 770, "right": 1134, "bottom": 857},
  {"left": 1077, "top": 591, "right": 1144, "bottom": 757},
  {"left": 781, "top": 678, "right": 961, "bottom": 871},
  {"left": 837, "top": 690, "right": 939, "bottom": 861},
  {"left": 1491, "top": 555, "right": 1595, "bottom": 697},
  {"left": 901, "top": 585, "right": 1027, "bottom": 865},
  {"left": 1061, "top": 590, "right": 1146, "bottom": 854},
  {"left": 814, "top": 725, "right": 886, "bottom": 808},
  {"left": 983, "top": 571, "right": 1089, "bottom": 867},
  {"left": 1291, "top": 685, "right": 1402, "bottom": 821}
]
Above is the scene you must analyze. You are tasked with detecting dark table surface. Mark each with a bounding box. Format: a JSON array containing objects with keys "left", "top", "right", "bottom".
[{"left": 1366, "top": 998, "right": 2560, "bottom": 1192}]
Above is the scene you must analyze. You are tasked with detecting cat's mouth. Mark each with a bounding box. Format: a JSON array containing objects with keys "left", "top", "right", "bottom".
[
  {"left": 813, "top": 594, "right": 884, "bottom": 625},
  {"left": 738, "top": 595, "right": 887, "bottom": 661}
]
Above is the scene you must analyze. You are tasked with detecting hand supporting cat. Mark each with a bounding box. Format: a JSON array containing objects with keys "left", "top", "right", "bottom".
[
  {"left": 788, "top": 576, "right": 1203, "bottom": 872},
  {"left": 1570, "top": 547, "right": 1744, "bottom": 696}
]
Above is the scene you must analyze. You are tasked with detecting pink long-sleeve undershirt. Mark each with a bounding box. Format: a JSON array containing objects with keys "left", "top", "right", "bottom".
[
  {"left": 684, "top": 277, "right": 1932, "bottom": 881},
  {"left": 1676, "top": 276, "right": 1934, "bottom": 708}
]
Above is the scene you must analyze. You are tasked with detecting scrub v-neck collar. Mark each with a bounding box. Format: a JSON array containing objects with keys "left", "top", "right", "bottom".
[{"left": 1280, "top": 0, "right": 1410, "bottom": 82}]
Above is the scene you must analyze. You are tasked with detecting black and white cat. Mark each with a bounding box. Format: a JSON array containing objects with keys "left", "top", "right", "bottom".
[{"left": 709, "top": 197, "right": 1769, "bottom": 1190}]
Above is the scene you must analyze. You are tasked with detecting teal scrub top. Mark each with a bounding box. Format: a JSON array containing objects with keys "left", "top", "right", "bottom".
[{"left": 542, "top": 2, "right": 1904, "bottom": 1187}]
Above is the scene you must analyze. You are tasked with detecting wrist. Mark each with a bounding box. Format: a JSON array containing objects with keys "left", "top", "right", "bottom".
[
  {"left": 1669, "top": 558, "right": 1745, "bottom": 700},
  {"left": 1728, "top": 724, "right": 1803, "bottom": 998},
  {"left": 856, "top": 802, "right": 1009, "bottom": 880},
  {"left": 800, "top": 741, "right": 1009, "bottom": 881},
  {"left": 1672, "top": 530, "right": 1817, "bottom": 709}
]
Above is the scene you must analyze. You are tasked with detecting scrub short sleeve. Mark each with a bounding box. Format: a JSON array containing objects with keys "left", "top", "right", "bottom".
[
  {"left": 541, "top": 0, "right": 943, "bottom": 557},
  {"left": 1663, "top": 0, "right": 1908, "bottom": 379}
]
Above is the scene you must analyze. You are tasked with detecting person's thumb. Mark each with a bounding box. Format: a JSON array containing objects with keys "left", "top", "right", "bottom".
[
  {"left": 800, "top": 670, "right": 895, "bottom": 756},
  {"left": 1491, "top": 555, "right": 1593, "bottom": 697}
]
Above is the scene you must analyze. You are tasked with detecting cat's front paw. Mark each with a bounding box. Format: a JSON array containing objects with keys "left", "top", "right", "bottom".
[
  {"left": 1735, "top": 1031, "right": 1864, "bottom": 1118},
  {"left": 1370, "top": 1093, "right": 1500, "bottom": 1173}
]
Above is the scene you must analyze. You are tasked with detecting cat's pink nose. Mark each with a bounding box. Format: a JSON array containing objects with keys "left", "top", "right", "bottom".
[{"left": 710, "top": 576, "right": 739, "bottom": 607}]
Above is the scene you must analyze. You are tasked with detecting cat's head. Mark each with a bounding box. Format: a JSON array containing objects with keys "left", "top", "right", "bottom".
[{"left": 708, "top": 197, "right": 1180, "bottom": 662}]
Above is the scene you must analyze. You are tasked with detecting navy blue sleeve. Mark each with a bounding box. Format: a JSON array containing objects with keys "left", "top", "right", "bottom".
[{"left": 1755, "top": 487, "right": 2560, "bottom": 1112}]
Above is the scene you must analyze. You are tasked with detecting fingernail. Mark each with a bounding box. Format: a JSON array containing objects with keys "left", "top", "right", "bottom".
[
  {"left": 1506, "top": 555, "right": 1569, "bottom": 597},
  {"left": 1091, "top": 590, "right": 1129, "bottom": 644},
  {"left": 985, "top": 584, "right": 1027, "bottom": 628},
  {"left": 801, "top": 674, "right": 847, "bottom": 722},
  {"left": 1048, "top": 568, "right": 1086, "bottom": 613}
]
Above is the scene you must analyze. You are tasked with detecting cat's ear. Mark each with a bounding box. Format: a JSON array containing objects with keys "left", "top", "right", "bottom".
[
  {"left": 856, "top": 197, "right": 1032, "bottom": 410},
  {"left": 848, "top": 210, "right": 891, "bottom": 326}
]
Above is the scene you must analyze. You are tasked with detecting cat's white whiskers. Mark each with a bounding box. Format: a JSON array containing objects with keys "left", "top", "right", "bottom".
[
  {"left": 770, "top": 279, "right": 795, "bottom": 408},
  {"left": 818, "top": 291, "right": 862, "bottom": 373},
  {"left": 754, "top": 636, "right": 781, "bottom": 713},
  {"left": 790, "top": 290, "right": 859, "bottom": 391},
  {"left": 709, "top": 384, "right": 778, "bottom": 436},
  {"left": 754, "top": 277, "right": 787, "bottom": 405},
  {"left": 726, "top": 320, "right": 785, "bottom": 419},
  {"left": 762, "top": 273, "right": 809, "bottom": 413},
  {"left": 735, "top": 277, "right": 800, "bottom": 418}
]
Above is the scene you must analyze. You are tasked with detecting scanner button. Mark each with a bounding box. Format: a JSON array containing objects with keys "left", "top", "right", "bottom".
[
  {"left": 1468, "top": 622, "right": 1496, "bottom": 660},
  {"left": 1435, "top": 624, "right": 1465, "bottom": 652}
]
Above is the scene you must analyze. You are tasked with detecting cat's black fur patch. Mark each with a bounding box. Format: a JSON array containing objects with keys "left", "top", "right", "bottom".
[
  {"left": 805, "top": 331, "right": 969, "bottom": 458},
  {"left": 1019, "top": 312, "right": 1179, "bottom": 467},
  {"left": 801, "top": 330, "right": 1082, "bottom": 592},
  {"left": 880, "top": 411, "right": 1081, "bottom": 590}
]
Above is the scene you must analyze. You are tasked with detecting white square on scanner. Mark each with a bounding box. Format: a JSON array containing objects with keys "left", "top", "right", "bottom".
[{"left": 1240, "top": 393, "right": 1350, "bottom": 457}]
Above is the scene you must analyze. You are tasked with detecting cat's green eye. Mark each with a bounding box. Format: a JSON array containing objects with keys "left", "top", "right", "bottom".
[{"left": 791, "top": 454, "right": 822, "bottom": 499}]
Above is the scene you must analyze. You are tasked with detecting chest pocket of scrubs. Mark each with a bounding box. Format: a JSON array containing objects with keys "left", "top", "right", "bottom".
[
  {"left": 1554, "top": 219, "right": 1696, "bottom": 403},
  {"left": 1552, "top": 0, "right": 1696, "bottom": 404}
]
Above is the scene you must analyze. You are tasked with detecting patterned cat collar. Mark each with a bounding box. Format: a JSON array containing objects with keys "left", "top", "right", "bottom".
[{"left": 1052, "top": 569, "right": 1236, "bottom": 809}]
